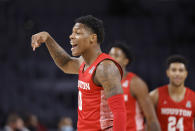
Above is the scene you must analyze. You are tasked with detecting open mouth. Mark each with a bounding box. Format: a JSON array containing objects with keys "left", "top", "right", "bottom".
[
  {"left": 71, "top": 44, "right": 78, "bottom": 51},
  {"left": 72, "top": 44, "right": 78, "bottom": 48}
]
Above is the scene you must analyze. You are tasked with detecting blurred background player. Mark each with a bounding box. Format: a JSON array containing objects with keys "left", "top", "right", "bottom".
[
  {"left": 23, "top": 113, "right": 47, "bottom": 131},
  {"left": 109, "top": 42, "right": 160, "bottom": 131},
  {"left": 150, "top": 55, "right": 195, "bottom": 131},
  {"left": 4, "top": 113, "right": 29, "bottom": 131},
  {"left": 58, "top": 117, "right": 74, "bottom": 131},
  {"left": 31, "top": 15, "right": 126, "bottom": 131}
]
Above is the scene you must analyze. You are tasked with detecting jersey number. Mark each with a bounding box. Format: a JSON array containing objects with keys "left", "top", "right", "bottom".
[
  {"left": 78, "top": 91, "right": 82, "bottom": 110},
  {"left": 168, "top": 116, "right": 184, "bottom": 131}
]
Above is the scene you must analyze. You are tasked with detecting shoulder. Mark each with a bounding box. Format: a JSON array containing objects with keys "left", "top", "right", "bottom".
[
  {"left": 150, "top": 85, "right": 167, "bottom": 96},
  {"left": 129, "top": 72, "right": 136, "bottom": 77},
  {"left": 186, "top": 87, "right": 195, "bottom": 101},
  {"left": 185, "top": 88, "right": 195, "bottom": 111},
  {"left": 94, "top": 60, "right": 123, "bottom": 98},
  {"left": 130, "top": 75, "right": 149, "bottom": 97},
  {"left": 186, "top": 87, "right": 195, "bottom": 95},
  {"left": 130, "top": 75, "right": 147, "bottom": 88},
  {"left": 96, "top": 59, "right": 121, "bottom": 77},
  {"left": 149, "top": 88, "right": 159, "bottom": 107},
  {"left": 150, "top": 89, "right": 159, "bottom": 98},
  {"left": 94, "top": 59, "right": 121, "bottom": 86}
]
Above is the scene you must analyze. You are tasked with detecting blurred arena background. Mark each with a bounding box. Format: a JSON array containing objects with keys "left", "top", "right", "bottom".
[{"left": 0, "top": 0, "right": 195, "bottom": 130}]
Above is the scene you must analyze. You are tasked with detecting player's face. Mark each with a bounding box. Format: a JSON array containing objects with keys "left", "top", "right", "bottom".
[
  {"left": 15, "top": 118, "right": 24, "bottom": 130},
  {"left": 166, "top": 63, "right": 188, "bottom": 87},
  {"left": 109, "top": 47, "right": 128, "bottom": 68},
  {"left": 69, "top": 23, "right": 92, "bottom": 56}
]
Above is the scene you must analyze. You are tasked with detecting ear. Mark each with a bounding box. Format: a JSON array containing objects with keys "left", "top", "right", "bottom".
[
  {"left": 166, "top": 69, "right": 169, "bottom": 78},
  {"left": 90, "top": 34, "right": 97, "bottom": 43},
  {"left": 124, "top": 58, "right": 129, "bottom": 66},
  {"left": 185, "top": 70, "right": 188, "bottom": 78}
]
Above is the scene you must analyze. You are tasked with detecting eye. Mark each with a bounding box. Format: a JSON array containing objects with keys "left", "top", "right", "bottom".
[
  {"left": 76, "top": 30, "right": 82, "bottom": 34},
  {"left": 172, "top": 68, "right": 176, "bottom": 72},
  {"left": 179, "top": 68, "right": 184, "bottom": 72}
]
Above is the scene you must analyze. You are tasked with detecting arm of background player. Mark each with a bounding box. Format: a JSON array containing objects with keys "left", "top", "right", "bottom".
[
  {"left": 94, "top": 60, "right": 126, "bottom": 131},
  {"left": 149, "top": 89, "right": 159, "bottom": 109},
  {"left": 130, "top": 76, "right": 161, "bottom": 131},
  {"left": 31, "top": 31, "right": 83, "bottom": 74}
]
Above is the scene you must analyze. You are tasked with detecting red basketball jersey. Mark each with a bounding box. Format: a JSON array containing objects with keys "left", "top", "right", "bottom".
[
  {"left": 77, "top": 53, "right": 123, "bottom": 131},
  {"left": 157, "top": 85, "right": 195, "bottom": 131},
  {"left": 121, "top": 72, "right": 144, "bottom": 131}
]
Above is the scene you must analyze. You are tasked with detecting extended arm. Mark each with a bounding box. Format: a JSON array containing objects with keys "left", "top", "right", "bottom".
[
  {"left": 31, "top": 32, "right": 83, "bottom": 74},
  {"left": 130, "top": 76, "right": 161, "bottom": 131}
]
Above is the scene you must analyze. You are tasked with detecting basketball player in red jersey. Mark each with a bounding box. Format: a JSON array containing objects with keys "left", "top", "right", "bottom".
[
  {"left": 31, "top": 15, "right": 126, "bottom": 131},
  {"left": 150, "top": 55, "right": 195, "bottom": 131},
  {"left": 109, "top": 42, "right": 161, "bottom": 131}
]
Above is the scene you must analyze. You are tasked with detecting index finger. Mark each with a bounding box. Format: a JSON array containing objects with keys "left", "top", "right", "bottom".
[{"left": 31, "top": 35, "right": 37, "bottom": 51}]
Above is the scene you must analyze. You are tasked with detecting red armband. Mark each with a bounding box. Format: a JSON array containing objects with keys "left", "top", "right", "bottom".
[{"left": 108, "top": 94, "right": 126, "bottom": 131}]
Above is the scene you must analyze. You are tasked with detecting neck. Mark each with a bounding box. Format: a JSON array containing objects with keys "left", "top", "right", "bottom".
[
  {"left": 168, "top": 83, "right": 185, "bottom": 95},
  {"left": 82, "top": 45, "right": 102, "bottom": 66},
  {"left": 122, "top": 67, "right": 128, "bottom": 79}
]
